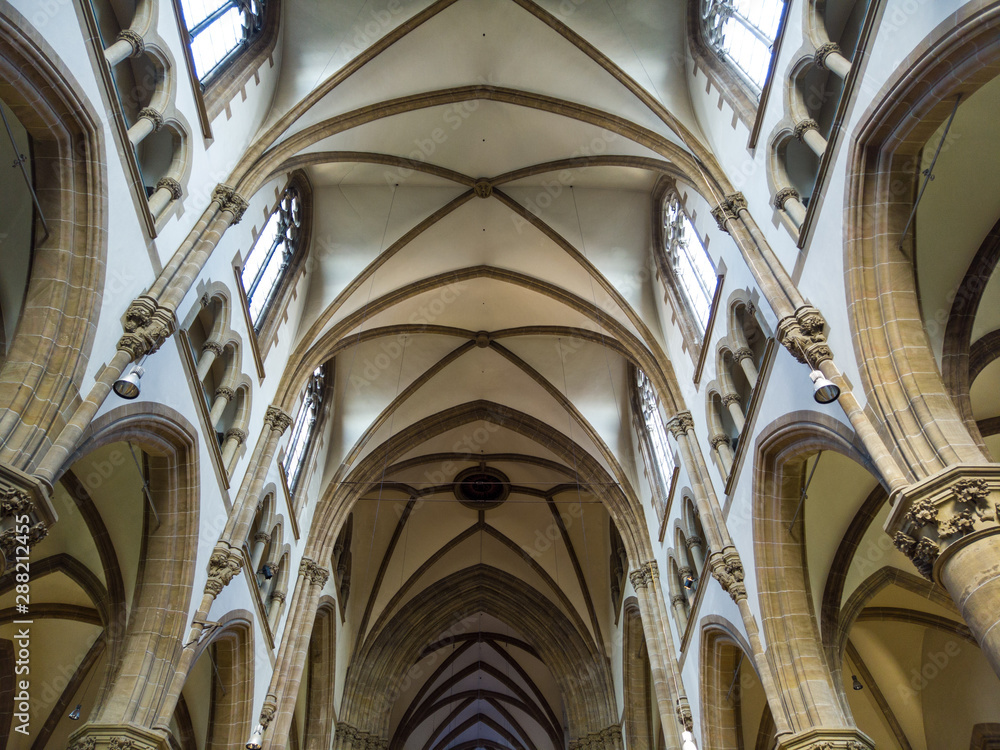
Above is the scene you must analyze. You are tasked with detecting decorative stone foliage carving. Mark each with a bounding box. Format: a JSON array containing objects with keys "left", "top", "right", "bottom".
[
  {"left": 205, "top": 547, "right": 243, "bottom": 595},
  {"left": 887, "top": 466, "right": 1000, "bottom": 581},
  {"left": 813, "top": 42, "right": 843, "bottom": 70},
  {"left": 474, "top": 179, "right": 493, "bottom": 198},
  {"left": 137, "top": 107, "right": 163, "bottom": 131},
  {"left": 793, "top": 118, "right": 820, "bottom": 142},
  {"left": 721, "top": 393, "right": 742, "bottom": 407},
  {"left": 119, "top": 297, "right": 175, "bottom": 358},
  {"left": 709, "top": 549, "right": 747, "bottom": 601},
  {"left": 666, "top": 411, "right": 694, "bottom": 438},
  {"left": 776, "top": 305, "right": 832, "bottom": 369},
  {"left": 264, "top": 406, "right": 294, "bottom": 433},
  {"left": 156, "top": 177, "right": 182, "bottom": 200},
  {"left": 117, "top": 29, "right": 144, "bottom": 56}
]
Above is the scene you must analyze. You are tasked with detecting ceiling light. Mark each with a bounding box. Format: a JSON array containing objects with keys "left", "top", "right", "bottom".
[
  {"left": 113, "top": 364, "right": 144, "bottom": 400},
  {"left": 68, "top": 703, "right": 82, "bottom": 720},
  {"left": 809, "top": 370, "right": 840, "bottom": 404},
  {"left": 682, "top": 730, "right": 698, "bottom": 750},
  {"left": 852, "top": 675, "right": 863, "bottom": 691}
]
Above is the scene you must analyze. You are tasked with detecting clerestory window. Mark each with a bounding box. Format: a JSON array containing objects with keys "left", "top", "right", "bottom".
[
  {"left": 635, "top": 368, "right": 676, "bottom": 502},
  {"left": 241, "top": 184, "right": 302, "bottom": 331},
  {"left": 179, "top": 0, "right": 266, "bottom": 83},
  {"left": 701, "top": 0, "right": 782, "bottom": 92},
  {"left": 663, "top": 194, "right": 717, "bottom": 332},
  {"left": 282, "top": 366, "right": 325, "bottom": 496}
]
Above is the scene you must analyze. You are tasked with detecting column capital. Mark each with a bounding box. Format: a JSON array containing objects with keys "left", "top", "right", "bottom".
[
  {"left": 709, "top": 433, "right": 731, "bottom": 450},
  {"left": 225, "top": 427, "right": 248, "bottom": 445},
  {"left": 775, "top": 726, "right": 874, "bottom": 750},
  {"left": 773, "top": 185, "right": 801, "bottom": 211},
  {"left": 138, "top": 107, "right": 164, "bottom": 132},
  {"left": 119, "top": 297, "right": 176, "bottom": 358},
  {"left": 155, "top": 177, "right": 182, "bottom": 200},
  {"left": 221, "top": 192, "right": 250, "bottom": 224},
  {"left": 887, "top": 464, "right": 1000, "bottom": 581},
  {"left": 201, "top": 339, "right": 224, "bottom": 356},
  {"left": 793, "top": 118, "right": 820, "bottom": 142},
  {"left": 709, "top": 548, "right": 747, "bottom": 602},
  {"left": 215, "top": 386, "right": 236, "bottom": 401},
  {"left": 264, "top": 405, "right": 294, "bottom": 433},
  {"left": 67, "top": 724, "right": 169, "bottom": 750},
  {"left": 212, "top": 184, "right": 236, "bottom": 206},
  {"left": 776, "top": 305, "right": 833, "bottom": 369},
  {"left": 710, "top": 201, "right": 737, "bottom": 232},
  {"left": 116, "top": 29, "right": 145, "bottom": 56},
  {"left": 721, "top": 392, "right": 742, "bottom": 408},
  {"left": 666, "top": 411, "right": 694, "bottom": 437},
  {"left": 254, "top": 531, "right": 272, "bottom": 544},
  {"left": 676, "top": 696, "right": 694, "bottom": 732},
  {"left": 813, "top": 41, "right": 843, "bottom": 70},
  {"left": 734, "top": 346, "right": 755, "bottom": 362},
  {"left": 204, "top": 545, "right": 242, "bottom": 596}
]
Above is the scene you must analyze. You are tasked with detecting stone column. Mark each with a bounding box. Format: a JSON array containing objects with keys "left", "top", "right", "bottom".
[
  {"left": 734, "top": 347, "right": 759, "bottom": 389},
  {"left": 814, "top": 41, "right": 852, "bottom": 78},
  {"left": 260, "top": 558, "right": 330, "bottom": 749},
  {"left": 685, "top": 534, "right": 706, "bottom": 572},
  {"left": 793, "top": 118, "right": 827, "bottom": 158},
  {"left": 209, "top": 386, "right": 236, "bottom": 425},
  {"left": 709, "top": 434, "right": 734, "bottom": 476},
  {"left": 250, "top": 531, "right": 271, "bottom": 572},
  {"left": 888, "top": 466, "right": 1000, "bottom": 679},
  {"left": 196, "top": 340, "right": 224, "bottom": 380},
  {"left": 774, "top": 186, "right": 807, "bottom": 229},
  {"left": 721, "top": 392, "right": 746, "bottom": 432},
  {"left": 630, "top": 562, "right": 689, "bottom": 749},
  {"left": 105, "top": 28, "right": 144, "bottom": 66},
  {"left": 268, "top": 589, "right": 287, "bottom": 633},
  {"left": 148, "top": 177, "right": 182, "bottom": 219},
  {"left": 128, "top": 107, "right": 163, "bottom": 146},
  {"left": 221, "top": 427, "right": 248, "bottom": 470}
]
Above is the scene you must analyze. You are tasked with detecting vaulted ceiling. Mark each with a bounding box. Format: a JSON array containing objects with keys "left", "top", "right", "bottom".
[{"left": 252, "top": 1, "right": 706, "bottom": 747}]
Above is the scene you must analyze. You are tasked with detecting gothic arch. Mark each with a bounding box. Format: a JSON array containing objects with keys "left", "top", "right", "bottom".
[{"left": 0, "top": 6, "right": 107, "bottom": 471}]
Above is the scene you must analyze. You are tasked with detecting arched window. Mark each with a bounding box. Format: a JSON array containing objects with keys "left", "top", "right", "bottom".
[
  {"left": 634, "top": 369, "right": 677, "bottom": 511},
  {"left": 282, "top": 366, "right": 325, "bottom": 495},
  {"left": 241, "top": 184, "right": 302, "bottom": 331},
  {"left": 663, "top": 194, "right": 717, "bottom": 332},
  {"left": 701, "top": 0, "right": 782, "bottom": 91},
  {"left": 179, "top": 0, "right": 267, "bottom": 84}
]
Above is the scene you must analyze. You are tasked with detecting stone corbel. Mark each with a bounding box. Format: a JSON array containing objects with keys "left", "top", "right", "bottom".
[
  {"left": 0, "top": 463, "right": 56, "bottom": 576},
  {"left": 67, "top": 725, "right": 170, "bottom": 750},
  {"left": 776, "top": 305, "right": 833, "bottom": 370},
  {"left": 775, "top": 727, "right": 874, "bottom": 750},
  {"left": 886, "top": 464, "right": 1000, "bottom": 581},
  {"left": 708, "top": 548, "right": 747, "bottom": 602},
  {"left": 119, "top": 298, "right": 176, "bottom": 358},
  {"left": 204, "top": 544, "right": 243, "bottom": 596}
]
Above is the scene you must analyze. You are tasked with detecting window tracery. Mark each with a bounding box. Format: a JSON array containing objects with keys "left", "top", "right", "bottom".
[
  {"left": 663, "top": 194, "right": 717, "bottom": 332},
  {"left": 701, "top": 0, "right": 782, "bottom": 91},
  {"left": 282, "top": 366, "right": 325, "bottom": 496},
  {"left": 241, "top": 184, "right": 302, "bottom": 330},
  {"left": 635, "top": 369, "right": 677, "bottom": 511},
  {"left": 180, "top": 0, "right": 267, "bottom": 83}
]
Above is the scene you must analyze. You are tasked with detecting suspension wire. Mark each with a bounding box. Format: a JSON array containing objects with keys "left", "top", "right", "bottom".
[
  {"left": 0, "top": 102, "right": 49, "bottom": 241},
  {"left": 787, "top": 451, "right": 822, "bottom": 533},
  {"left": 724, "top": 653, "right": 743, "bottom": 703},
  {"left": 127, "top": 441, "right": 160, "bottom": 529}
]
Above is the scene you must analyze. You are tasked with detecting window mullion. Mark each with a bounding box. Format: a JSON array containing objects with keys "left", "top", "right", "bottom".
[
  {"left": 188, "top": 1, "right": 239, "bottom": 39},
  {"left": 245, "top": 235, "right": 284, "bottom": 303}
]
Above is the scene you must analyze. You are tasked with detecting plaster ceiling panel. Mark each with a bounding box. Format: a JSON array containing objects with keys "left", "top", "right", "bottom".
[
  {"left": 530, "top": 0, "right": 704, "bottom": 140},
  {"left": 840, "top": 500, "right": 916, "bottom": 610},
  {"left": 280, "top": 0, "right": 679, "bottom": 144},
  {"left": 916, "top": 74, "right": 1000, "bottom": 362},
  {"left": 971, "top": 267, "right": 1000, "bottom": 342},
  {"left": 383, "top": 455, "right": 577, "bottom": 487},
  {"left": 306, "top": 161, "right": 462, "bottom": 188},
  {"left": 28, "top": 571, "right": 98, "bottom": 610},
  {"left": 321, "top": 196, "right": 640, "bottom": 332},
  {"left": 336, "top": 278, "right": 620, "bottom": 340},
  {"left": 266, "top": 0, "right": 438, "bottom": 124},
  {"left": 37, "top": 483, "right": 103, "bottom": 585},
  {"left": 393, "top": 421, "right": 571, "bottom": 468},
  {"left": 970, "top": 357, "right": 1000, "bottom": 420},
  {"left": 865, "top": 586, "right": 962, "bottom": 624},
  {"left": 294, "top": 103, "right": 666, "bottom": 181},
  {"left": 503, "top": 165, "right": 658, "bottom": 191},
  {"left": 986, "top": 433, "right": 1000, "bottom": 463},
  {"left": 348, "top": 346, "right": 615, "bottom": 472}
]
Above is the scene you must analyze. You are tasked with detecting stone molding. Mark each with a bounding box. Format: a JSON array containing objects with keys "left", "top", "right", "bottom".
[
  {"left": 628, "top": 560, "right": 659, "bottom": 590},
  {"left": 300, "top": 557, "right": 331, "bottom": 587},
  {"left": 709, "top": 433, "right": 731, "bottom": 449},
  {"left": 887, "top": 464, "right": 1000, "bottom": 580},
  {"left": 568, "top": 724, "right": 623, "bottom": 750},
  {"left": 334, "top": 721, "right": 389, "bottom": 750},
  {"left": 685, "top": 535, "right": 704, "bottom": 550},
  {"left": 254, "top": 531, "right": 271, "bottom": 544},
  {"left": 775, "top": 726, "right": 874, "bottom": 750},
  {"left": 734, "top": 346, "right": 755, "bottom": 362},
  {"left": 205, "top": 546, "right": 243, "bottom": 596},
  {"left": 710, "top": 192, "right": 748, "bottom": 233},
  {"left": 119, "top": 296, "right": 175, "bottom": 358},
  {"left": 66, "top": 724, "right": 169, "bottom": 750},
  {"left": 474, "top": 179, "right": 493, "bottom": 198},
  {"left": 0, "top": 465, "right": 55, "bottom": 574},
  {"left": 225, "top": 427, "right": 248, "bottom": 444}
]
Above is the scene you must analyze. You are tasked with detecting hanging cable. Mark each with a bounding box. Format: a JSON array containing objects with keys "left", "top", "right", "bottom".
[{"left": 0, "top": 102, "right": 49, "bottom": 242}]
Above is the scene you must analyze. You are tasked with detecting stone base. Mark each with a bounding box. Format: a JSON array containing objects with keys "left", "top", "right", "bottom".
[
  {"left": 776, "top": 727, "right": 875, "bottom": 750},
  {"left": 66, "top": 724, "right": 170, "bottom": 750}
]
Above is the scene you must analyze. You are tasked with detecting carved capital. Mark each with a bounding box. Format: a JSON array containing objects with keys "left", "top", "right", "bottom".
[
  {"left": 270, "top": 589, "right": 287, "bottom": 604},
  {"left": 726, "top": 192, "right": 748, "bottom": 213},
  {"left": 666, "top": 411, "right": 694, "bottom": 438},
  {"left": 734, "top": 346, "right": 754, "bottom": 363},
  {"left": 117, "top": 29, "right": 145, "bottom": 56},
  {"left": 69, "top": 739, "right": 97, "bottom": 750},
  {"left": 309, "top": 560, "right": 331, "bottom": 587},
  {"left": 721, "top": 392, "right": 741, "bottom": 408},
  {"left": 222, "top": 192, "right": 250, "bottom": 224},
  {"left": 224, "top": 427, "right": 248, "bottom": 445},
  {"left": 205, "top": 547, "right": 242, "bottom": 596},
  {"left": 259, "top": 702, "right": 277, "bottom": 728},
  {"left": 677, "top": 697, "right": 694, "bottom": 731},
  {"left": 887, "top": 466, "right": 1000, "bottom": 581},
  {"left": 0, "top": 523, "right": 48, "bottom": 568},
  {"left": 212, "top": 184, "right": 235, "bottom": 206},
  {"left": 709, "top": 433, "right": 731, "bottom": 450},
  {"left": 138, "top": 107, "right": 163, "bottom": 131},
  {"left": 155, "top": 177, "right": 182, "bottom": 200},
  {"left": 201, "top": 340, "right": 224, "bottom": 357},
  {"left": 110, "top": 738, "right": 135, "bottom": 750},
  {"left": 119, "top": 300, "right": 175, "bottom": 358},
  {"left": 474, "top": 179, "right": 493, "bottom": 198},
  {"left": 264, "top": 405, "right": 294, "bottom": 434},
  {"left": 214, "top": 386, "right": 236, "bottom": 401},
  {"left": 814, "top": 42, "right": 843, "bottom": 70},
  {"left": 776, "top": 306, "right": 832, "bottom": 369},
  {"left": 0, "top": 487, "right": 34, "bottom": 518},
  {"left": 685, "top": 534, "right": 704, "bottom": 550},
  {"left": 629, "top": 567, "right": 650, "bottom": 590},
  {"left": 773, "top": 186, "right": 801, "bottom": 211},
  {"left": 793, "top": 118, "right": 820, "bottom": 142},
  {"left": 710, "top": 201, "right": 736, "bottom": 233},
  {"left": 709, "top": 549, "right": 747, "bottom": 602},
  {"left": 670, "top": 593, "right": 688, "bottom": 607},
  {"left": 253, "top": 531, "right": 271, "bottom": 544}
]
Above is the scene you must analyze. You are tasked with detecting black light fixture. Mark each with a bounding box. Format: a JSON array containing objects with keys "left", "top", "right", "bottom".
[
  {"left": 261, "top": 563, "right": 274, "bottom": 580},
  {"left": 683, "top": 573, "right": 697, "bottom": 591},
  {"left": 68, "top": 703, "right": 82, "bottom": 720},
  {"left": 852, "top": 674, "right": 864, "bottom": 691},
  {"left": 809, "top": 369, "right": 840, "bottom": 404}
]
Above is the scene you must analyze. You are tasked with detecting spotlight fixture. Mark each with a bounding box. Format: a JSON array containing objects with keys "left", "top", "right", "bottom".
[
  {"left": 113, "top": 364, "right": 144, "bottom": 400},
  {"left": 809, "top": 370, "right": 840, "bottom": 404},
  {"left": 852, "top": 674, "right": 864, "bottom": 691},
  {"left": 683, "top": 574, "right": 697, "bottom": 591},
  {"left": 682, "top": 730, "right": 699, "bottom": 750},
  {"left": 68, "top": 703, "right": 82, "bottom": 720},
  {"left": 261, "top": 563, "right": 274, "bottom": 580},
  {"left": 246, "top": 724, "right": 265, "bottom": 750}
]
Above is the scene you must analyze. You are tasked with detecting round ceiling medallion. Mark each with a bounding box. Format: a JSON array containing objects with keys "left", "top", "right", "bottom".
[{"left": 454, "top": 466, "right": 510, "bottom": 509}]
